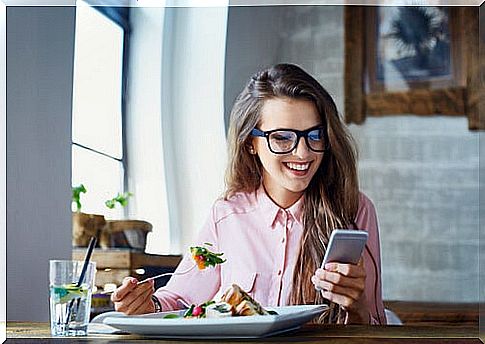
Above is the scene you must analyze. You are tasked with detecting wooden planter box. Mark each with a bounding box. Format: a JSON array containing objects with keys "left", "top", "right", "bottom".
[{"left": 72, "top": 212, "right": 152, "bottom": 250}]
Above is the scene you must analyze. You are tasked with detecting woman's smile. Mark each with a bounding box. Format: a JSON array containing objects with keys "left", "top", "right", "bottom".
[{"left": 282, "top": 160, "right": 313, "bottom": 177}]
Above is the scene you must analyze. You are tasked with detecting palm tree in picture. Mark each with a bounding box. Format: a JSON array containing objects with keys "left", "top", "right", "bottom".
[{"left": 388, "top": 7, "right": 449, "bottom": 72}]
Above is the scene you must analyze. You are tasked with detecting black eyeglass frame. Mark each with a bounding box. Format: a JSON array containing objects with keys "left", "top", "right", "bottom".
[{"left": 250, "top": 125, "right": 329, "bottom": 154}]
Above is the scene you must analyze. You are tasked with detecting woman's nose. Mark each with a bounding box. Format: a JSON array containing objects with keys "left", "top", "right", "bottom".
[{"left": 292, "top": 137, "right": 311, "bottom": 158}]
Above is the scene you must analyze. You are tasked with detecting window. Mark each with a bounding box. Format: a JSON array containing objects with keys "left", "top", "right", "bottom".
[{"left": 72, "top": 3, "right": 129, "bottom": 218}]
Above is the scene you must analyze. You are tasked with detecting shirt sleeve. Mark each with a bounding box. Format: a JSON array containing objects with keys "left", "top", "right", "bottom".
[
  {"left": 153, "top": 203, "right": 222, "bottom": 311},
  {"left": 352, "top": 193, "right": 387, "bottom": 325}
]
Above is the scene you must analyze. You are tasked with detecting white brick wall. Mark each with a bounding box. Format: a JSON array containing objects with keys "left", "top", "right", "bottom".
[{"left": 353, "top": 116, "right": 479, "bottom": 302}]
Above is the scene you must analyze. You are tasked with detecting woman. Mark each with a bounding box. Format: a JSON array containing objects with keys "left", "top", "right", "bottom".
[{"left": 111, "top": 63, "right": 386, "bottom": 324}]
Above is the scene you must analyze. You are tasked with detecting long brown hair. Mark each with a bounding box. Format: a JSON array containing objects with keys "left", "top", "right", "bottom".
[{"left": 225, "top": 64, "right": 360, "bottom": 323}]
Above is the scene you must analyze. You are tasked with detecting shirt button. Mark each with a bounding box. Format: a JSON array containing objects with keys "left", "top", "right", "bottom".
[
  {"left": 277, "top": 270, "right": 282, "bottom": 276},
  {"left": 281, "top": 237, "right": 285, "bottom": 244}
]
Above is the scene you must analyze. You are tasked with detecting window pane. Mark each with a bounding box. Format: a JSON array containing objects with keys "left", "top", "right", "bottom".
[
  {"left": 72, "top": 145, "right": 124, "bottom": 219},
  {"left": 72, "top": 4, "right": 124, "bottom": 158}
]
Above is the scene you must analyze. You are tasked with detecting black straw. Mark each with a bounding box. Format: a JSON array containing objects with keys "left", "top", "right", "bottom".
[
  {"left": 65, "top": 236, "right": 97, "bottom": 325},
  {"left": 76, "top": 237, "right": 97, "bottom": 287}
]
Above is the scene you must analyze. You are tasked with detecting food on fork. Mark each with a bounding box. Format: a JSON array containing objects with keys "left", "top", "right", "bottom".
[{"left": 190, "top": 243, "right": 226, "bottom": 270}]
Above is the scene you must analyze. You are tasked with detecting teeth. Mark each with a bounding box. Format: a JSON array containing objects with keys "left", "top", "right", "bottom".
[{"left": 285, "top": 162, "right": 310, "bottom": 171}]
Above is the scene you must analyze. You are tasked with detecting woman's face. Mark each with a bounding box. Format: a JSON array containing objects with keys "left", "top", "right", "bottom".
[{"left": 252, "top": 97, "right": 324, "bottom": 208}]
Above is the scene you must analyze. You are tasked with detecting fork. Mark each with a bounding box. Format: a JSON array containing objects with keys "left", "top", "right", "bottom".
[
  {"left": 137, "top": 264, "right": 196, "bottom": 285},
  {"left": 101, "top": 264, "right": 196, "bottom": 295}
]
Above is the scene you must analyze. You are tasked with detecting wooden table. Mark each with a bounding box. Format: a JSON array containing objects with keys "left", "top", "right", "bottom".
[
  {"left": 384, "top": 301, "right": 479, "bottom": 326},
  {"left": 6, "top": 322, "right": 480, "bottom": 343}
]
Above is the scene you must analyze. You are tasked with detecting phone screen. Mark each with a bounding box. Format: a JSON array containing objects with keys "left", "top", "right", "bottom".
[{"left": 321, "top": 230, "right": 368, "bottom": 266}]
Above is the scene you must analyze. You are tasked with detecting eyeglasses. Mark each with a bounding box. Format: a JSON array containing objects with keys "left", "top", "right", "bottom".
[{"left": 251, "top": 125, "right": 328, "bottom": 154}]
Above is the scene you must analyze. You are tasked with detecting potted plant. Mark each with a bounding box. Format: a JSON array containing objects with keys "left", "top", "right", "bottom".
[
  {"left": 102, "top": 192, "right": 152, "bottom": 251},
  {"left": 72, "top": 184, "right": 106, "bottom": 247},
  {"left": 72, "top": 185, "right": 151, "bottom": 250}
]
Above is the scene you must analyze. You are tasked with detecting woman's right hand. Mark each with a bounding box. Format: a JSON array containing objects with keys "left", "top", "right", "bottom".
[{"left": 111, "top": 277, "right": 156, "bottom": 315}]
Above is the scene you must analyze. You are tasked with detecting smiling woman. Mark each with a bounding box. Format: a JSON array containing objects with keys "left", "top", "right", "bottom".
[{"left": 111, "top": 63, "right": 386, "bottom": 325}]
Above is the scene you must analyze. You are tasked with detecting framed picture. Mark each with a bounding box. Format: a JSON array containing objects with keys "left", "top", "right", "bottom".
[
  {"left": 367, "top": 7, "right": 459, "bottom": 93},
  {"left": 344, "top": 6, "right": 482, "bottom": 130}
]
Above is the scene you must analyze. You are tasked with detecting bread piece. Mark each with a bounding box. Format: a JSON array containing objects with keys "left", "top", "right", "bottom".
[
  {"left": 235, "top": 300, "right": 261, "bottom": 316},
  {"left": 220, "top": 284, "right": 245, "bottom": 307},
  {"left": 220, "top": 284, "right": 268, "bottom": 315}
]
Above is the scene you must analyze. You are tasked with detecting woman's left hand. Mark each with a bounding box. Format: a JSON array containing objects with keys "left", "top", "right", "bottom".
[{"left": 311, "top": 259, "right": 368, "bottom": 323}]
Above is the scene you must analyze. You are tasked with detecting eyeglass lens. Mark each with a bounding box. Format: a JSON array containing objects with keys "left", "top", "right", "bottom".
[{"left": 268, "top": 128, "right": 325, "bottom": 153}]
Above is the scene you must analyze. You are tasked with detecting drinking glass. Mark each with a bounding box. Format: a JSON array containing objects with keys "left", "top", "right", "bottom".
[{"left": 49, "top": 260, "right": 96, "bottom": 336}]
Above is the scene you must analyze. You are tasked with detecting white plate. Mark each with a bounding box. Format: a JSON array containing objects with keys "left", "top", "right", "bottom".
[{"left": 102, "top": 304, "right": 327, "bottom": 339}]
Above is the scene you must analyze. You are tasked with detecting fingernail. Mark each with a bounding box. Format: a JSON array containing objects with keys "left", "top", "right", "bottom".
[{"left": 131, "top": 278, "right": 138, "bottom": 284}]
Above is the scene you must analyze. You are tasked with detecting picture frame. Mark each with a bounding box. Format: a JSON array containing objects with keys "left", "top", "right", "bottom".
[{"left": 344, "top": 6, "right": 482, "bottom": 130}]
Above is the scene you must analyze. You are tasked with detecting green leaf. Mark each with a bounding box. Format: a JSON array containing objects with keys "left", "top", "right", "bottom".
[
  {"left": 203, "top": 300, "right": 216, "bottom": 307},
  {"left": 105, "top": 199, "right": 116, "bottom": 209},
  {"left": 183, "top": 305, "right": 195, "bottom": 318},
  {"left": 105, "top": 192, "right": 133, "bottom": 210},
  {"left": 72, "top": 184, "right": 87, "bottom": 212},
  {"left": 163, "top": 314, "right": 181, "bottom": 319}
]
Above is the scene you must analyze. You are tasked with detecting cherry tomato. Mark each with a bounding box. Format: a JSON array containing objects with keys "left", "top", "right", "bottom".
[{"left": 192, "top": 305, "right": 203, "bottom": 317}]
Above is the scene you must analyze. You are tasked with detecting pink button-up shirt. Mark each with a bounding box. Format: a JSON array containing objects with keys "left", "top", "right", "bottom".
[{"left": 154, "top": 187, "right": 386, "bottom": 324}]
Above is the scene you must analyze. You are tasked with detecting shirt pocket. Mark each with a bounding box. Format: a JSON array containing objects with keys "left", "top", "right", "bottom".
[
  {"left": 219, "top": 271, "right": 272, "bottom": 306},
  {"left": 229, "top": 271, "right": 257, "bottom": 294},
  {"left": 217, "top": 270, "right": 257, "bottom": 301},
  {"left": 232, "top": 271, "right": 272, "bottom": 306}
]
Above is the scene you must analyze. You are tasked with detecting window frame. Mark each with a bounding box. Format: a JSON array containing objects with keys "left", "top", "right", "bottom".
[{"left": 72, "top": 5, "right": 131, "bottom": 215}]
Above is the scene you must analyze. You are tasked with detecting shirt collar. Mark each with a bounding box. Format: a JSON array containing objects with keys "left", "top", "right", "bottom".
[{"left": 255, "top": 185, "right": 304, "bottom": 229}]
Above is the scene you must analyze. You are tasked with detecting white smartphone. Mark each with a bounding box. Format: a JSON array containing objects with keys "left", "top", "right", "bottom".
[{"left": 321, "top": 229, "right": 368, "bottom": 267}]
